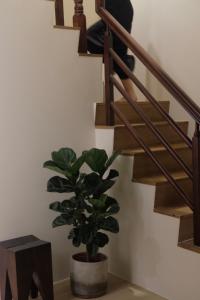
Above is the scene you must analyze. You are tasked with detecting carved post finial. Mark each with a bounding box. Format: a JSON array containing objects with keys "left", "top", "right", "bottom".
[
  {"left": 73, "top": 0, "right": 84, "bottom": 27},
  {"left": 73, "top": 0, "right": 87, "bottom": 53}
]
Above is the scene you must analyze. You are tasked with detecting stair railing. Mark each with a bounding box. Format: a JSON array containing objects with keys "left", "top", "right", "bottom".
[
  {"left": 55, "top": 0, "right": 87, "bottom": 52},
  {"left": 95, "top": 0, "right": 200, "bottom": 246}
]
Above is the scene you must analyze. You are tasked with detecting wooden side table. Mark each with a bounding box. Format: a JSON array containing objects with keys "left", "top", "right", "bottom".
[{"left": 0, "top": 235, "right": 54, "bottom": 300}]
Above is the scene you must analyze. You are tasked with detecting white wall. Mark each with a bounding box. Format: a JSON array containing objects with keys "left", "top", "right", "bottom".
[
  {"left": 131, "top": 0, "right": 200, "bottom": 133},
  {"left": 0, "top": 0, "right": 102, "bottom": 281}
]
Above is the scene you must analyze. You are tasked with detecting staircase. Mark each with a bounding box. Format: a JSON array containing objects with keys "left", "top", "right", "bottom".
[
  {"left": 49, "top": 0, "right": 200, "bottom": 299},
  {"left": 95, "top": 100, "right": 197, "bottom": 253}
]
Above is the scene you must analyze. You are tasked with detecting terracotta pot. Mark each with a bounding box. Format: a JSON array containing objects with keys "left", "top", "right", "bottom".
[{"left": 70, "top": 253, "right": 108, "bottom": 299}]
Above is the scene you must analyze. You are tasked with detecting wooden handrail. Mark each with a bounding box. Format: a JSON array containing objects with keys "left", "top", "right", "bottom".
[
  {"left": 111, "top": 75, "right": 193, "bottom": 180},
  {"left": 110, "top": 48, "right": 193, "bottom": 149},
  {"left": 97, "top": 7, "right": 200, "bottom": 125},
  {"left": 95, "top": 0, "right": 200, "bottom": 246}
]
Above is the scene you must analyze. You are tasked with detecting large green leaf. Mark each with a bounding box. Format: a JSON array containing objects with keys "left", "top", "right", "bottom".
[
  {"left": 47, "top": 176, "right": 74, "bottom": 193},
  {"left": 106, "top": 169, "right": 119, "bottom": 180},
  {"left": 84, "top": 173, "right": 102, "bottom": 196},
  {"left": 52, "top": 213, "right": 74, "bottom": 227},
  {"left": 62, "top": 199, "right": 76, "bottom": 209},
  {"left": 94, "top": 232, "right": 109, "bottom": 247},
  {"left": 105, "top": 196, "right": 120, "bottom": 215},
  {"left": 43, "top": 161, "right": 67, "bottom": 175},
  {"left": 52, "top": 148, "right": 76, "bottom": 170},
  {"left": 100, "top": 216, "right": 119, "bottom": 233},
  {"left": 71, "top": 154, "right": 86, "bottom": 175},
  {"left": 76, "top": 213, "right": 87, "bottom": 225},
  {"left": 49, "top": 201, "right": 66, "bottom": 213},
  {"left": 106, "top": 203, "right": 120, "bottom": 215},
  {"left": 68, "top": 228, "right": 75, "bottom": 240},
  {"left": 85, "top": 148, "right": 108, "bottom": 174},
  {"left": 71, "top": 228, "right": 82, "bottom": 247},
  {"left": 44, "top": 160, "right": 73, "bottom": 179},
  {"left": 89, "top": 194, "right": 107, "bottom": 210},
  {"left": 85, "top": 173, "right": 101, "bottom": 186},
  {"left": 93, "top": 179, "right": 115, "bottom": 196},
  {"left": 104, "top": 151, "right": 119, "bottom": 171}
]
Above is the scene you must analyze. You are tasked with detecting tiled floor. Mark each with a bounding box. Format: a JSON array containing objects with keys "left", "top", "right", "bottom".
[{"left": 37, "top": 275, "right": 167, "bottom": 300}]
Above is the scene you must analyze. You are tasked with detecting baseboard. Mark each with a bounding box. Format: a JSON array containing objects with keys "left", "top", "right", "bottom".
[
  {"left": 53, "top": 277, "right": 70, "bottom": 295},
  {"left": 53, "top": 272, "right": 125, "bottom": 295}
]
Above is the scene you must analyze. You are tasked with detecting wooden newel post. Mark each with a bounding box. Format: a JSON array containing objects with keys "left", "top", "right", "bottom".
[
  {"left": 192, "top": 123, "right": 200, "bottom": 246},
  {"left": 104, "top": 26, "right": 114, "bottom": 126},
  {"left": 73, "top": 0, "right": 87, "bottom": 53},
  {"left": 55, "top": 0, "right": 64, "bottom": 26}
]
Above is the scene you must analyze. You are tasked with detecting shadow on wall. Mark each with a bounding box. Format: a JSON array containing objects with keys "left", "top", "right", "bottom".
[
  {"left": 145, "top": 44, "right": 171, "bottom": 102},
  {"left": 146, "top": 44, "right": 195, "bottom": 137},
  {"left": 107, "top": 156, "right": 161, "bottom": 283}
]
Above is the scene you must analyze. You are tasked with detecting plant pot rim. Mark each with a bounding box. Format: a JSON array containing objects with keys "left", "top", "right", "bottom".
[{"left": 72, "top": 252, "right": 108, "bottom": 264}]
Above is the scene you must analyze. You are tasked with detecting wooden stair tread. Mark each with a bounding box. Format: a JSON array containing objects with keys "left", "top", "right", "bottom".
[
  {"left": 115, "top": 120, "right": 171, "bottom": 128},
  {"left": 79, "top": 53, "right": 103, "bottom": 58},
  {"left": 121, "top": 143, "right": 188, "bottom": 156},
  {"left": 154, "top": 205, "right": 192, "bottom": 218},
  {"left": 54, "top": 25, "right": 80, "bottom": 31},
  {"left": 96, "top": 100, "right": 170, "bottom": 106},
  {"left": 95, "top": 121, "right": 168, "bottom": 130},
  {"left": 95, "top": 101, "right": 170, "bottom": 126},
  {"left": 179, "top": 239, "right": 200, "bottom": 254},
  {"left": 133, "top": 171, "right": 188, "bottom": 185},
  {"left": 96, "top": 120, "right": 187, "bottom": 129}
]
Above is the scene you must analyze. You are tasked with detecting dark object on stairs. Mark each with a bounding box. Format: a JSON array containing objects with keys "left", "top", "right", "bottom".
[
  {"left": 0, "top": 235, "right": 54, "bottom": 300},
  {"left": 87, "top": 20, "right": 135, "bottom": 79}
]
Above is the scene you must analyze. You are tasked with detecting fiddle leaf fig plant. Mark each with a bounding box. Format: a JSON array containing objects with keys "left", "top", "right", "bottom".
[{"left": 44, "top": 147, "right": 120, "bottom": 261}]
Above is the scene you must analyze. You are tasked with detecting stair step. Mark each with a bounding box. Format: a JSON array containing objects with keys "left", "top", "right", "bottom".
[
  {"left": 179, "top": 214, "right": 193, "bottom": 243},
  {"left": 154, "top": 205, "right": 192, "bottom": 218},
  {"left": 79, "top": 53, "right": 103, "bottom": 58},
  {"left": 179, "top": 239, "right": 200, "bottom": 254},
  {"left": 114, "top": 121, "right": 189, "bottom": 151},
  {"left": 121, "top": 142, "right": 188, "bottom": 155},
  {"left": 133, "top": 146, "right": 192, "bottom": 179},
  {"left": 95, "top": 101, "right": 170, "bottom": 126},
  {"left": 155, "top": 206, "right": 194, "bottom": 247},
  {"left": 155, "top": 177, "right": 193, "bottom": 208},
  {"left": 133, "top": 171, "right": 188, "bottom": 185},
  {"left": 54, "top": 25, "right": 80, "bottom": 31}
]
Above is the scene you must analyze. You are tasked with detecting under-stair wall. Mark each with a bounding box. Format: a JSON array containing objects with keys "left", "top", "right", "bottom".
[
  {"left": 95, "top": 121, "right": 200, "bottom": 300},
  {"left": 0, "top": 0, "right": 102, "bottom": 281}
]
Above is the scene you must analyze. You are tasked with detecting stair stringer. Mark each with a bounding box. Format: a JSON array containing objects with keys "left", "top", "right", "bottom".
[{"left": 95, "top": 127, "right": 200, "bottom": 300}]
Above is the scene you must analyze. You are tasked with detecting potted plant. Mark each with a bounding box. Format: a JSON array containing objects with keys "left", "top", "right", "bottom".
[{"left": 43, "top": 147, "right": 120, "bottom": 298}]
